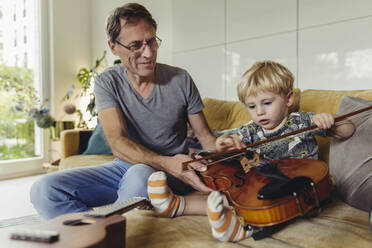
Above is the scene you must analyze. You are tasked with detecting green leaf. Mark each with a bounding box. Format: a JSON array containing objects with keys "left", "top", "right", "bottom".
[
  {"left": 36, "top": 114, "right": 55, "bottom": 129},
  {"left": 113, "top": 59, "right": 122, "bottom": 65},
  {"left": 86, "top": 96, "right": 97, "bottom": 117},
  {"left": 77, "top": 68, "right": 91, "bottom": 89}
]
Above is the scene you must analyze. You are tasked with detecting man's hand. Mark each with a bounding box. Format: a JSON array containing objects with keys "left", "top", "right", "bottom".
[
  {"left": 216, "top": 134, "right": 246, "bottom": 152},
  {"left": 163, "top": 154, "right": 213, "bottom": 193}
]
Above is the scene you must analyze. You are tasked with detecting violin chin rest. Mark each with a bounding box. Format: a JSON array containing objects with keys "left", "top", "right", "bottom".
[{"left": 257, "top": 176, "right": 313, "bottom": 200}]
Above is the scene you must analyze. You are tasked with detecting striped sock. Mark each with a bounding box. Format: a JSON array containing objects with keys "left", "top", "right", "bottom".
[
  {"left": 147, "top": 171, "right": 185, "bottom": 218},
  {"left": 207, "top": 191, "right": 253, "bottom": 242}
]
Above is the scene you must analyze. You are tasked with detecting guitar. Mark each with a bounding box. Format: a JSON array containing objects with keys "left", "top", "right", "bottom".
[{"left": 2, "top": 197, "right": 149, "bottom": 248}]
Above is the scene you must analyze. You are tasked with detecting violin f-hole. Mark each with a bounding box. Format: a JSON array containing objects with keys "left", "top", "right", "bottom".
[{"left": 234, "top": 170, "right": 246, "bottom": 188}]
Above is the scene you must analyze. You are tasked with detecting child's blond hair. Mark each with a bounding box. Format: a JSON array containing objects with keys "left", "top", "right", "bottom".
[{"left": 237, "top": 61, "right": 294, "bottom": 103}]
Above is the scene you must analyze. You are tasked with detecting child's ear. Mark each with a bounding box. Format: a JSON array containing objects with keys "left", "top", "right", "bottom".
[{"left": 286, "top": 90, "right": 294, "bottom": 107}]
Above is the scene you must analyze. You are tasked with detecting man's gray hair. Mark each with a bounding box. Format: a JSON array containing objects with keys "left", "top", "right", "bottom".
[{"left": 106, "top": 3, "right": 157, "bottom": 43}]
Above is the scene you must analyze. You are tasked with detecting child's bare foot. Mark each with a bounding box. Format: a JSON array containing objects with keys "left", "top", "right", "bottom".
[
  {"left": 147, "top": 171, "right": 185, "bottom": 218},
  {"left": 207, "top": 191, "right": 253, "bottom": 242}
]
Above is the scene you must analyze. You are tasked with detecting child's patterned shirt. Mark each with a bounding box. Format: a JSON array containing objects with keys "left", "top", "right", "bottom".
[{"left": 238, "top": 112, "right": 328, "bottom": 160}]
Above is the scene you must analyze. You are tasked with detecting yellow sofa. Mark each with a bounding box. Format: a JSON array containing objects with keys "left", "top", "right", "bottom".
[{"left": 59, "top": 89, "right": 372, "bottom": 248}]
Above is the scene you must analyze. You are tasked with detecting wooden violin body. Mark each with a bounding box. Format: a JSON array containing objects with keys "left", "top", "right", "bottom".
[{"left": 200, "top": 157, "right": 333, "bottom": 227}]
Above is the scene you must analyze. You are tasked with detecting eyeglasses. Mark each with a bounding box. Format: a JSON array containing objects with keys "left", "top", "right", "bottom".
[{"left": 116, "top": 36, "right": 162, "bottom": 52}]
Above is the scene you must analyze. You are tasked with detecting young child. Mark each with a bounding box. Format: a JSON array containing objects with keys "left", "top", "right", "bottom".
[{"left": 147, "top": 61, "right": 355, "bottom": 242}]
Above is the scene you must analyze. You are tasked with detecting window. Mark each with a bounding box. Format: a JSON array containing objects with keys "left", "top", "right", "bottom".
[
  {"left": 13, "top": 3, "right": 16, "bottom": 21},
  {"left": 23, "top": 0, "right": 26, "bottom": 18},
  {"left": 23, "top": 52, "right": 27, "bottom": 68},
  {"left": 0, "top": 0, "right": 50, "bottom": 179},
  {"left": 24, "top": 26, "right": 27, "bottom": 44},
  {"left": 14, "top": 30, "right": 17, "bottom": 47}
]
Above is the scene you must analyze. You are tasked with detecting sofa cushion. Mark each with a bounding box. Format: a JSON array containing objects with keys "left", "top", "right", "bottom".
[
  {"left": 300, "top": 89, "right": 372, "bottom": 114},
  {"left": 202, "top": 88, "right": 301, "bottom": 131},
  {"left": 125, "top": 196, "right": 371, "bottom": 248},
  {"left": 300, "top": 89, "right": 372, "bottom": 164},
  {"left": 59, "top": 154, "right": 115, "bottom": 170},
  {"left": 329, "top": 96, "right": 372, "bottom": 212}
]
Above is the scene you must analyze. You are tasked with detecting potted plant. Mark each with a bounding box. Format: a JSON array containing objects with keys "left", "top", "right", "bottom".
[{"left": 62, "top": 51, "right": 109, "bottom": 129}]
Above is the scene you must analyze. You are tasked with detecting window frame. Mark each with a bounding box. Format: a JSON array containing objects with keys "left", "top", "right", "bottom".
[{"left": 0, "top": 0, "right": 51, "bottom": 180}]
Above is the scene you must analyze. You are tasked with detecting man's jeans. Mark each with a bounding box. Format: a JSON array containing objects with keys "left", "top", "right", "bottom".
[{"left": 30, "top": 158, "right": 193, "bottom": 220}]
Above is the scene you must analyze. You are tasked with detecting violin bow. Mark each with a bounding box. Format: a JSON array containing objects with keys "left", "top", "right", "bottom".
[{"left": 182, "top": 105, "right": 372, "bottom": 172}]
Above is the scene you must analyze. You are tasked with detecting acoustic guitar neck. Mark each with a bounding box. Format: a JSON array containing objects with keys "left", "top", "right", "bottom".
[{"left": 85, "top": 197, "right": 149, "bottom": 218}]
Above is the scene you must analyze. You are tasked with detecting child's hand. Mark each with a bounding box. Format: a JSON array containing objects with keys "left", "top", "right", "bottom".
[
  {"left": 312, "top": 113, "right": 335, "bottom": 129},
  {"left": 216, "top": 134, "right": 246, "bottom": 152}
]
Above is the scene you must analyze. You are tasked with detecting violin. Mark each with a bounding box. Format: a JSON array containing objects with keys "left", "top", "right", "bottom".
[
  {"left": 183, "top": 105, "right": 372, "bottom": 228},
  {"left": 196, "top": 152, "right": 332, "bottom": 227}
]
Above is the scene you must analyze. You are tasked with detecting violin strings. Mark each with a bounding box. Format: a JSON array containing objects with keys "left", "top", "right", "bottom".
[{"left": 183, "top": 151, "right": 247, "bottom": 172}]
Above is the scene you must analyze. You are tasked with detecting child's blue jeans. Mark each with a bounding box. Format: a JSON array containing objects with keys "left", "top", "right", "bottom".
[{"left": 30, "top": 158, "right": 193, "bottom": 220}]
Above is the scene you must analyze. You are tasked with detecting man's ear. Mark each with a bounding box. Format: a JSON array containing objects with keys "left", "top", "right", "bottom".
[
  {"left": 286, "top": 90, "right": 294, "bottom": 107},
  {"left": 108, "top": 40, "right": 118, "bottom": 56}
]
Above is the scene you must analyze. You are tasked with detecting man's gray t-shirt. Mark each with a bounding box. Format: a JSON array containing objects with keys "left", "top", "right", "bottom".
[{"left": 94, "top": 63, "right": 203, "bottom": 156}]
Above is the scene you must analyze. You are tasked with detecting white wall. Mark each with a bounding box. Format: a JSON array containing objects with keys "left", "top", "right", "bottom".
[
  {"left": 50, "top": 0, "right": 92, "bottom": 119},
  {"left": 52, "top": 0, "right": 372, "bottom": 105},
  {"left": 172, "top": 0, "right": 372, "bottom": 101}
]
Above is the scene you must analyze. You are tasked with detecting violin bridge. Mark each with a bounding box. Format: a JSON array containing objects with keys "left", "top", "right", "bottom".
[{"left": 240, "top": 153, "right": 260, "bottom": 173}]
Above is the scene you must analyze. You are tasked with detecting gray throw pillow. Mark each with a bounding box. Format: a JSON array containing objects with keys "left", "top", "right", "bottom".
[{"left": 329, "top": 96, "right": 372, "bottom": 212}]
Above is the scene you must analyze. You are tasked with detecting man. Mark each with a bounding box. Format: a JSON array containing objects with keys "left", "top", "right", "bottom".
[{"left": 30, "top": 3, "right": 216, "bottom": 220}]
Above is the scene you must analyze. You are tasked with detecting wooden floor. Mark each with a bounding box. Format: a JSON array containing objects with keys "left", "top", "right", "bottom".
[{"left": 0, "top": 174, "right": 44, "bottom": 220}]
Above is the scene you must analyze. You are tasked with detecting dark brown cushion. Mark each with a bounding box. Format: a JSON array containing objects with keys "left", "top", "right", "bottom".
[{"left": 329, "top": 96, "right": 372, "bottom": 212}]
